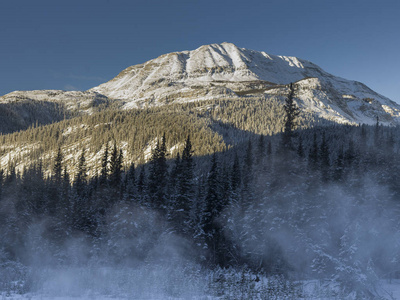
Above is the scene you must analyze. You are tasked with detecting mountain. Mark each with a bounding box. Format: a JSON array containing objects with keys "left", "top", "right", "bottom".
[
  {"left": 0, "top": 90, "right": 116, "bottom": 133},
  {"left": 91, "top": 42, "right": 400, "bottom": 125},
  {"left": 1, "top": 42, "right": 399, "bottom": 131},
  {"left": 1, "top": 43, "right": 399, "bottom": 175}
]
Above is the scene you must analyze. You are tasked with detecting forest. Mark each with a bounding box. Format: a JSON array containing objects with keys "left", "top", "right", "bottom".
[
  {"left": 1, "top": 114, "right": 400, "bottom": 298},
  {"left": 1, "top": 85, "right": 400, "bottom": 298}
]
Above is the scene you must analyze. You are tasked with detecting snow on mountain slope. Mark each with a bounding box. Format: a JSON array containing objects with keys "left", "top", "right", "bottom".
[
  {"left": 0, "top": 90, "right": 111, "bottom": 113},
  {"left": 91, "top": 42, "right": 400, "bottom": 125}
]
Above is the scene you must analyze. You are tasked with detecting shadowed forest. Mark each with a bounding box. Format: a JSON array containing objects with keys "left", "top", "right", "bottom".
[{"left": 1, "top": 117, "right": 400, "bottom": 298}]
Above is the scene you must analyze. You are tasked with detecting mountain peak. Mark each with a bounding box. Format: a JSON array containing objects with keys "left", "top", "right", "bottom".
[{"left": 89, "top": 43, "right": 400, "bottom": 125}]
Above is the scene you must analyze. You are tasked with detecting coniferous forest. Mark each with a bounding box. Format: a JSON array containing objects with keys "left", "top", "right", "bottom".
[{"left": 2, "top": 89, "right": 400, "bottom": 298}]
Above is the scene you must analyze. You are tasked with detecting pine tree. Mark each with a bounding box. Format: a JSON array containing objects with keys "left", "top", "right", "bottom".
[
  {"left": 242, "top": 139, "right": 253, "bottom": 192},
  {"left": 203, "top": 152, "right": 222, "bottom": 265},
  {"left": 374, "top": 116, "right": 380, "bottom": 147},
  {"left": 124, "top": 163, "right": 135, "bottom": 203},
  {"left": 333, "top": 146, "right": 344, "bottom": 182},
  {"left": 53, "top": 147, "right": 63, "bottom": 183},
  {"left": 231, "top": 152, "right": 241, "bottom": 192},
  {"left": 148, "top": 133, "right": 168, "bottom": 210},
  {"left": 297, "top": 136, "right": 304, "bottom": 158},
  {"left": 308, "top": 132, "right": 319, "bottom": 170},
  {"left": 137, "top": 166, "right": 146, "bottom": 203},
  {"left": 100, "top": 142, "right": 109, "bottom": 184},
  {"left": 320, "top": 132, "right": 330, "bottom": 182},
  {"left": 256, "top": 134, "right": 265, "bottom": 164},
  {"left": 48, "top": 147, "right": 63, "bottom": 215},
  {"left": 177, "top": 135, "right": 194, "bottom": 216},
  {"left": 74, "top": 149, "right": 87, "bottom": 196},
  {"left": 282, "top": 83, "right": 300, "bottom": 150},
  {"left": 109, "top": 142, "right": 123, "bottom": 189}
]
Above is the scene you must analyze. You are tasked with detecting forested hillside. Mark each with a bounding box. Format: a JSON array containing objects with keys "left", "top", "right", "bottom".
[
  {"left": 1, "top": 97, "right": 320, "bottom": 177},
  {"left": 1, "top": 111, "right": 400, "bottom": 298}
]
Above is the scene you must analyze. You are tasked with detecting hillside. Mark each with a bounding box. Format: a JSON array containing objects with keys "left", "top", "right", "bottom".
[
  {"left": 91, "top": 42, "right": 400, "bottom": 125},
  {"left": 1, "top": 43, "right": 400, "bottom": 137}
]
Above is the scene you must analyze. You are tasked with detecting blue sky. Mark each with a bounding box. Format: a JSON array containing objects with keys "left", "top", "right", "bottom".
[{"left": 1, "top": 0, "right": 399, "bottom": 102}]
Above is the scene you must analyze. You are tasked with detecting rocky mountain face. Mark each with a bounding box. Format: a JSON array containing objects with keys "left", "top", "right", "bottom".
[
  {"left": 1, "top": 42, "right": 399, "bottom": 132},
  {"left": 91, "top": 42, "right": 400, "bottom": 125}
]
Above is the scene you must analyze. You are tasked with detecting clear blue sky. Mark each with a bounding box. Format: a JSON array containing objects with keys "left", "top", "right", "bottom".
[{"left": 1, "top": 0, "right": 399, "bottom": 102}]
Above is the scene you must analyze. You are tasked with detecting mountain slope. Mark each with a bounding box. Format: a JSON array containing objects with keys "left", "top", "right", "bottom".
[
  {"left": 1, "top": 42, "right": 399, "bottom": 133},
  {"left": 0, "top": 90, "right": 117, "bottom": 133},
  {"left": 91, "top": 42, "right": 400, "bottom": 125}
]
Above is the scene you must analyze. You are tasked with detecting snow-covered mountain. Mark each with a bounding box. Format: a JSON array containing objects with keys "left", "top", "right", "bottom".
[
  {"left": 2, "top": 42, "right": 400, "bottom": 127},
  {"left": 91, "top": 42, "right": 400, "bottom": 125}
]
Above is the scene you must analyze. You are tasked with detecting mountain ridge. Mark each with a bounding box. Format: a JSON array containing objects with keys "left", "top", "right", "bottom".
[
  {"left": 1, "top": 42, "right": 399, "bottom": 127},
  {"left": 89, "top": 42, "right": 400, "bottom": 125}
]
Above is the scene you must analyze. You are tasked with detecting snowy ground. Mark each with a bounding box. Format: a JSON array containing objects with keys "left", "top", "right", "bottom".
[{"left": 2, "top": 277, "right": 400, "bottom": 299}]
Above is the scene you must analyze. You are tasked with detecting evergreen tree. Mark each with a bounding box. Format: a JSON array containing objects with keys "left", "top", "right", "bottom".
[
  {"left": 124, "top": 163, "right": 135, "bottom": 203},
  {"left": 242, "top": 139, "right": 253, "bottom": 192},
  {"left": 53, "top": 147, "right": 63, "bottom": 183},
  {"left": 297, "top": 136, "right": 304, "bottom": 158},
  {"left": 100, "top": 142, "right": 109, "bottom": 184},
  {"left": 282, "top": 83, "right": 300, "bottom": 150},
  {"left": 374, "top": 116, "right": 380, "bottom": 147},
  {"left": 74, "top": 149, "right": 87, "bottom": 197},
  {"left": 177, "top": 135, "right": 195, "bottom": 217},
  {"left": 109, "top": 142, "right": 123, "bottom": 189},
  {"left": 203, "top": 152, "right": 222, "bottom": 265},
  {"left": 137, "top": 166, "right": 146, "bottom": 204},
  {"left": 333, "top": 147, "right": 344, "bottom": 182},
  {"left": 308, "top": 132, "right": 319, "bottom": 170},
  {"left": 231, "top": 152, "right": 241, "bottom": 192},
  {"left": 48, "top": 147, "right": 63, "bottom": 215},
  {"left": 148, "top": 133, "right": 168, "bottom": 210},
  {"left": 320, "top": 132, "right": 330, "bottom": 181},
  {"left": 256, "top": 134, "right": 265, "bottom": 163}
]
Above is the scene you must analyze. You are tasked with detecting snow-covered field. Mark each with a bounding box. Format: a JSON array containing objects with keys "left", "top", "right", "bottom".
[{"left": 2, "top": 265, "right": 400, "bottom": 299}]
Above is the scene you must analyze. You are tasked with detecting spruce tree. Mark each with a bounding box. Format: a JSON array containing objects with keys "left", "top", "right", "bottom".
[
  {"left": 320, "top": 132, "right": 330, "bottom": 181},
  {"left": 282, "top": 83, "right": 300, "bottom": 150},
  {"left": 74, "top": 149, "right": 87, "bottom": 196},
  {"left": 204, "top": 152, "right": 222, "bottom": 265},
  {"left": 177, "top": 135, "right": 194, "bottom": 214},
  {"left": 109, "top": 142, "right": 123, "bottom": 189},
  {"left": 297, "top": 136, "right": 304, "bottom": 158},
  {"left": 148, "top": 134, "right": 168, "bottom": 210},
  {"left": 231, "top": 152, "right": 241, "bottom": 192},
  {"left": 242, "top": 139, "right": 253, "bottom": 192},
  {"left": 53, "top": 147, "right": 63, "bottom": 183},
  {"left": 256, "top": 134, "right": 265, "bottom": 163},
  {"left": 100, "top": 142, "right": 109, "bottom": 184},
  {"left": 308, "top": 132, "right": 319, "bottom": 170}
]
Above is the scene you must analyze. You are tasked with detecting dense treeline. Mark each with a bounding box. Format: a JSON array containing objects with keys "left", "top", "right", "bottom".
[
  {"left": 0, "top": 97, "right": 322, "bottom": 177},
  {"left": 1, "top": 117, "right": 400, "bottom": 297}
]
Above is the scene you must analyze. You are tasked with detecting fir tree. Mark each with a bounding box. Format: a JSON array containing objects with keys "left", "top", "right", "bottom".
[
  {"left": 231, "top": 152, "right": 241, "bottom": 192},
  {"left": 333, "top": 147, "right": 344, "bottom": 182},
  {"left": 256, "top": 134, "right": 265, "bottom": 163},
  {"left": 124, "top": 163, "right": 135, "bottom": 203},
  {"left": 109, "top": 143, "right": 123, "bottom": 189},
  {"left": 137, "top": 166, "right": 146, "bottom": 203},
  {"left": 282, "top": 83, "right": 300, "bottom": 150},
  {"left": 177, "top": 135, "right": 195, "bottom": 216},
  {"left": 297, "top": 136, "right": 304, "bottom": 158},
  {"left": 148, "top": 133, "right": 168, "bottom": 210},
  {"left": 320, "top": 132, "right": 330, "bottom": 181},
  {"left": 100, "top": 142, "right": 109, "bottom": 184},
  {"left": 242, "top": 139, "right": 253, "bottom": 192},
  {"left": 53, "top": 147, "right": 63, "bottom": 183},
  {"left": 74, "top": 149, "right": 87, "bottom": 196},
  {"left": 308, "top": 132, "right": 319, "bottom": 170}
]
